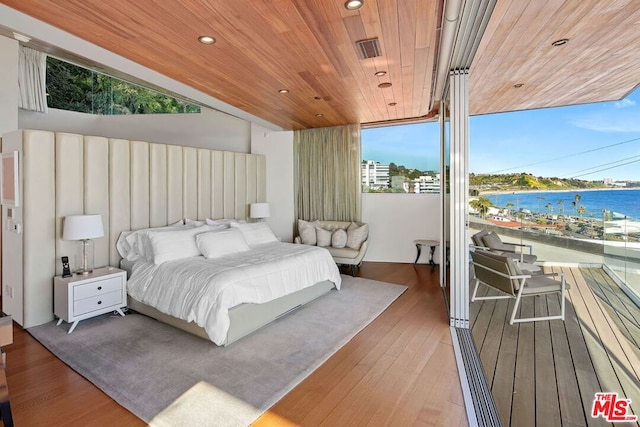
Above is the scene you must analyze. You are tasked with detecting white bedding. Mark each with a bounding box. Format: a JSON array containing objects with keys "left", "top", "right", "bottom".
[{"left": 126, "top": 241, "right": 341, "bottom": 345}]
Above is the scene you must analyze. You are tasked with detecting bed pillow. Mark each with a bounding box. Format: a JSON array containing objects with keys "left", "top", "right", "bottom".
[
  {"left": 347, "top": 222, "right": 369, "bottom": 250},
  {"left": 205, "top": 218, "right": 246, "bottom": 227},
  {"left": 316, "top": 226, "right": 332, "bottom": 247},
  {"left": 116, "top": 220, "right": 184, "bottom": 260},
  {"left": 230, "top": 222, "right": 278, "bottom": 246},
  {"left": 297, "top": 219, "right": 318, "bottom": 245},
  {"left": 147, "top": 225, "right": 211, "bottom": 265},
  {"left": 184, "top": 218, "right": 205, "bottom": 227},
  {"left": 331, "top": 229, "right": 348, "bottom": 248},
  {"left": 196, "top": 228, "right": 251, "bottom": 259}
]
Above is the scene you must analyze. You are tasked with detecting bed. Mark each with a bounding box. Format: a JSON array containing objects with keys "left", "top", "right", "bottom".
[{"left": 118, "top": 220, "right": 342, "bottom": 345}]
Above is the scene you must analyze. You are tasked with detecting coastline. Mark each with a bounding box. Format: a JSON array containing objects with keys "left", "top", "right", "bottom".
[{"left": 479, "top": 187, "right": 640, "bottom": 196}]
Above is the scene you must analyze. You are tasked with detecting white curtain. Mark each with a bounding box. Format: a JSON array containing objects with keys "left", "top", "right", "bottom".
[
  {"left": 18, "top": 46, "right": 48, "bottom": 113},
  {"left": 294, "top": 124, "right": 361, "bottom": 222}
]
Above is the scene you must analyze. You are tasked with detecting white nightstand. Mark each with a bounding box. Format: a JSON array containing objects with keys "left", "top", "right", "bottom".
[{"left": 54, "top": 267, "right": 127, "bottom": 333}]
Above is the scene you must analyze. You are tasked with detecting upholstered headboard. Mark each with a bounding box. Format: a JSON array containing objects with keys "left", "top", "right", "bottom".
[{"left": 3, "top": 129, "right": 265, "bottom": 327}]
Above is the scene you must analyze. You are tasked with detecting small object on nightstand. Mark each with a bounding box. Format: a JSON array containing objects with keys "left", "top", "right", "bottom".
[
  {"left": 61, "top": 256, "right": 72, "bottom": 278},
  {"left": 54, "top": 267, "right": 127, "bottom": 334}
]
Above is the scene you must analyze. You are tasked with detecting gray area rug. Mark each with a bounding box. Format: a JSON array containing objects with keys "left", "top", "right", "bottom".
[{"left": 28, "top": 275, "right": 406, "bottom": 426}]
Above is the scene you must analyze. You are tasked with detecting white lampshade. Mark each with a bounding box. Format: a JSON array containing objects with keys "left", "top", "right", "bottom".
[
  {"left": 250, "top": 203, "right": 270, "bottom": 219},
  {"left": 62, "top": 214, "right": 104, "bottom": 240}
]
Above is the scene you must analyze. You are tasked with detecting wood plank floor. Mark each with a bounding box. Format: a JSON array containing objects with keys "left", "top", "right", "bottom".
[
  {"left": 3, "top": 262, "right": 467, "bottom": 426},
  {"left": 471, "top": 266, "right": 640, "bottom": 427}
]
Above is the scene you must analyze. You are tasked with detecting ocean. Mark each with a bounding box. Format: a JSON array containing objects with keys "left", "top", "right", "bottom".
[{"left": 486, "top": 188, "right": 640, "bottom": 220}]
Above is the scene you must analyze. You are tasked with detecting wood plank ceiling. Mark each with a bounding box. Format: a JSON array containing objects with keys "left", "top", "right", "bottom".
[
  {"left": 2, "top": 1, "right": 640, "bottom": 129},
  {"left": 470, "top": 0, "right": 640, "bottom": 116},
  {"left": 0, "top": 0, "right": 443, "bottom": 130}
]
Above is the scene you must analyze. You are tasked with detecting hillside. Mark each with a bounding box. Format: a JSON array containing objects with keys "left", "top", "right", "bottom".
[{"left": 470, "top": 172, "right": 608, "bottom": 192}]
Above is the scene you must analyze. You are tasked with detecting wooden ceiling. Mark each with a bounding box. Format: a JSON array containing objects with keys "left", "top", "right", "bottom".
[
  {"left": 2, "top": 1, "right": 640, "bottom": 129},
  {"left": 470, "top": 0, "right": 640, "bottom": 116},
  {"left": 0, "top": 0, "right": 442, "bottom": 130}
]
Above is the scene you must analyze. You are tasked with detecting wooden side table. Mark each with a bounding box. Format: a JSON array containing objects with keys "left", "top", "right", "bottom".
[{"left": 413, "top": 239, "right": 439, "bottom": 270}]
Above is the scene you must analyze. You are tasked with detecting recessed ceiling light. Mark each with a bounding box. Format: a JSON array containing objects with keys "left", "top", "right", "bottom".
[
  {"left": 374, "top": 71, "right": 387, "bottom": 77},
  {"left": 513, "top": 83, "right": 524, "bottom": 88},
  {"left": 315, "top": 113, "right": 324, "bottom": 117},
  {"left": 198, "top": 36, "right": 216, "bottom": 44},
  {"left": 345, "top": 0, "right": 364, "bottom": 10},
  {"left": 278, "top": 89, "right": 289, "bottom": 94},
  {"left": 388, "top": 102, "right": 397, "bottom": 106},
  {"left": 551, "top": 38, "right": 569, "bottom": 47},
  {"left": 378, "top": 82, "right": 392, "bottom": 88}
]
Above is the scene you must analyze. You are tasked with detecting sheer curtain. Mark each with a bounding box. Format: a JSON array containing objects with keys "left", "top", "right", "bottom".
[
  {"left": 18, "top": 46, "right": 48, "bottom": 113},
  {"left": 294, "top": 124, "right": 361, "bottom": 222}
]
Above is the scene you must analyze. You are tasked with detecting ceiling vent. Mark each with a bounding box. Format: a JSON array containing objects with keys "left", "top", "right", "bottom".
[{"left": 356, "top": 38, "right": 381, "bottom": 59}]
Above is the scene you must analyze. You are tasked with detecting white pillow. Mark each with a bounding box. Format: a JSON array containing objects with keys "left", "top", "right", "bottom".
[
  {"left": 205, "top": 218, "right": 245, "bottom": 227},
  {"left": 316, "top": 226, "right": 332, "bottom": 247},
  {"left": 147, "top": 225, "right": 211, "bottom": 265},
  {"left": 117, "top": 220, "right": 184, "bottom": 260},
  {"left": 230, "top": 222, "right": 278, "bottom": 246},
  {"left": 196, "top": 228, "right": 251, "bottom": 259},
  {"left": 347, "top": 222, "right": 369, "bottom": 250},
  {"left": 298, "top": 219, "right": 318, "bottom": 245},
  {"left": 331, "top": 229, "right": 348, "bottom": 248},
  {"left": 184, "top": 218, "right": 205, "bottom": 227}
]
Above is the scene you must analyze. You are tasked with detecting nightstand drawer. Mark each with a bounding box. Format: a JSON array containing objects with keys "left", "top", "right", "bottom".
[
  {"left": 74, "top": 291, "right": 122, "bottom": 316},
  {"left": 74, "top": 276, "right": 123, "bottom": 301}
]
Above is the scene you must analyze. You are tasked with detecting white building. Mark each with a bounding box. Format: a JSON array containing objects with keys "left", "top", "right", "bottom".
[
  {"left": 362, "top": 160, "right": 390, "bottom": 190},
  {"left": 403, "top": 174, "right": 441, "bottom": 193}
]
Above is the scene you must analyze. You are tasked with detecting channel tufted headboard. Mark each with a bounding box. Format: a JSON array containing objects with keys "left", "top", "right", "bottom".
[{"left": 2, "top": 129, "right": 265, "bottom": 327}]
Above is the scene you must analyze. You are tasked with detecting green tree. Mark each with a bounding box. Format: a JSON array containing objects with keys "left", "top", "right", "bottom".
[{"left": 470, "top": 197, "right": 492, "bottom": 218}]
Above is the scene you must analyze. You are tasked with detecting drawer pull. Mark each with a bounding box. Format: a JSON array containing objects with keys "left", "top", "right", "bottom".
[
  {"left": 97, "top": 286, "right": 102, "bottom": 290},
  {"left": 97, "top": 301, "right": 102, "bottom": 305}
]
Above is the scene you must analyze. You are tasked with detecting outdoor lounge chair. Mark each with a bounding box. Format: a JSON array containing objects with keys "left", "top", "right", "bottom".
[
  {"left": 470, "top": 250, "right": 568, "bottom": 324},
  {"left": 471, "top": 229, "right": 538, "bottom": 264}
]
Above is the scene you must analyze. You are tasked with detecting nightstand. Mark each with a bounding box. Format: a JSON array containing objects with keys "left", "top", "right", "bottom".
[{"left": 54, "top": 267, "right": 127, "bottom": 333}]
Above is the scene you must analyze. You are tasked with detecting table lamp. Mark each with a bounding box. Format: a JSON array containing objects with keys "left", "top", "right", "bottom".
[
  {"left": 62, "top": 214, "right": 104, "bottom": 275},
  {"left": 250, "top": 203, "right": 270, "bottom": 222}
]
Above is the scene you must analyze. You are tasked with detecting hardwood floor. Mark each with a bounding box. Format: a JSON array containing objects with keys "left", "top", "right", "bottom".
[
  {"left": 471, "top": 266, "right": 640, "bottom": 427},
  {"left": 3, "top": 262, "right": 466, "bottom": 426}
]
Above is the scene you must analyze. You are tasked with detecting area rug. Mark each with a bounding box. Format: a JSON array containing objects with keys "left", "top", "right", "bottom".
[{"left": 28, "top": 275, "right": 407, "bottom": 426}]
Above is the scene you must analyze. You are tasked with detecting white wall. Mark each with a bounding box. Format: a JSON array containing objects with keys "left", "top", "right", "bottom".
[
  {"left": 0, "top": 36, "right": 18, "bottom": 135},
  {"left": 19, "top": 107, "right": 251, "bottom": 152},
  {"left": 362, "top": 193, "right": 441, "bottom": 263},
  {"left": 251, "top": 124, "right": 295, "bottom": 242}
]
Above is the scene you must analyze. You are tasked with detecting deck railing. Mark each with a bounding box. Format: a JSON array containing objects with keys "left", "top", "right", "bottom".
[{"left": 603, "top": 212, "right": 640, "bottom": 307}]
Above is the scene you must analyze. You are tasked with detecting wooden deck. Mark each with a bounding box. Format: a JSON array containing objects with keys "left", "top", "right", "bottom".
[{"left": 471, "top": 266, "right": 640, "bottom": 427}]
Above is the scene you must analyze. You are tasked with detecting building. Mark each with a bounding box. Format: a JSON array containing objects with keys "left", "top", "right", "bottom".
[
  {"left": 0, "top": 1, "right": 639, "bottom": 426},
  {"left": 361, "top": 160, "right": 390, "bottom": 190}
]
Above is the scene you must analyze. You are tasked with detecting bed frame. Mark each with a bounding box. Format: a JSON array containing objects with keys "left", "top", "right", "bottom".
[{"left": 127, "top": 280, "right": 336, "bottom": 345}]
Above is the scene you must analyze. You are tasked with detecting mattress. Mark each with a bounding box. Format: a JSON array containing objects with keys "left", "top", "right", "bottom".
[{"left": 125, "top": 241, "right": 341, "bottom": 345}]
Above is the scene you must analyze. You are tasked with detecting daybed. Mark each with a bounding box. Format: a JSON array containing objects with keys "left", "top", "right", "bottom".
[
  {"left": 119, "top": 219, "right": 342, "bottom": 346},
  {"left": 294, "top": 220, "right": 369, "bottom": 275}
]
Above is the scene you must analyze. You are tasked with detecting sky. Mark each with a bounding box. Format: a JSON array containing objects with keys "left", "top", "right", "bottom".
[{"left": 362, "top": 86, "right": 640, "bottom": 181}]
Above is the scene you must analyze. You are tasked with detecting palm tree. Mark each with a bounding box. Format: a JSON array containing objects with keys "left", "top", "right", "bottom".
[
  {"left": 557, "top": 200, "right": 564, "bottom": 215},
  {"left": 470, "top": 197, "right": 492, "bottom": 218},
  {"left": 506, "top": 202, "right": 514, "bottom": 215},
  {"left": 545, "top": 203, "right": 553, "bottom": 215},
  {"left": 536, "top": 196, "right": 545, "bottom": 213},
  {"left": 577, "top": 205, "right": 586, "bottom": 218}
]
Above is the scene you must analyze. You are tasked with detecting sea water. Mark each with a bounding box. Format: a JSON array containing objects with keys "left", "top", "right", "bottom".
[{"left": 487, "top": 188, "right": 640, "bottom": 220}]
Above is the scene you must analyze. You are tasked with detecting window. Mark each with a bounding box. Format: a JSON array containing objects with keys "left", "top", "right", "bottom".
[
  {"left": 361, "top": 121, "right": 440, "bottom": 193},
  {"left": 46, "top": 57, "right": 201, "bottom": 115}
]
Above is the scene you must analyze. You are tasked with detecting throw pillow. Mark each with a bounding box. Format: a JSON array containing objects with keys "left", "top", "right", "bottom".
[
  {"left": 347, "top": 222, "right": 369, "bottom": 250},
  {"left": 316, "top": 226, "right": 332, "bottom": 247},
  {"left": 331, "top": 228, "right": 348, "bottom": 248},
  {"left": 297, "top": 219, "right": 318, "bottom": 245}
]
